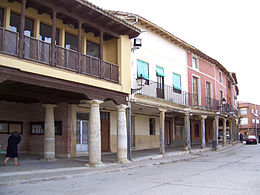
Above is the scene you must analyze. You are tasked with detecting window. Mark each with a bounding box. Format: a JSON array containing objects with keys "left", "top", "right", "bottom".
[
  {"left": 39, "top": 23, "right": 60, "bottom": 45},
  {"left": 192, "top": 76, "right": 199, "bottom": 105},
  {"left": 100, "top": 112, "right": 110, "bottom": 120},
  {"left": 156, "top": 66, "right": 164, "bottom": 98},
  {"left": 137, "top": 60, "right": 149, "bottom": 81},
  {"left": 156, "top": 66, "right": 164, "bottom": 90},
  {"left": 220, "top": 90, "right": 224, "bottom": 100},
  {"left": 257, "top": 119, "right": 259, "bottom": 124},
  {"left": 195, "top": 124, "right": 200, "bottom": 137},
  {"left": 157, "top": 75, "right": 164, "bottom": 90},
  {"left": 173, "top": 73, "right": 181, "bottom": 93},
  {"left": 0, "top": 121, "right": 23, "bottom": 134},
  {"left": 252, "top": 109, "right": 255, "bottom": 114},
  {"left": 149, "top": 118, "right": 155, "bottom": 135},
  {"left": 87, "top": 41, "right": 100, "bottom": 58},
  {"left": 206, "top": 81, "right": 211, "bottom": 107},
  {"left": 240, "top": 108, "right": 247, "bottom": 115},
  {"left": 240, "top": 118, "right": 248, "bottom": 125},
  {"left": 0, "top": 8, "right": 3, "bottom": 27},
  {"left": 65, "top": 32, "right": 78, "bottom": 51},
  {"left": 228, "top": 81, "right": 231, "bottom": 89},
  {"left": 30, "top": 121, "right": 62, "bottom": 135},
  {"left": 9, "top": 12, "right": 34, "bottom": 36},
  {"left": 252, "top": 119, "right": 255, "bottom": 123},
  {"left": 219, "top": 71, "right": 222, "bottom": 83},
  {"left": 192, "top": 56, "right": 199, "bottom": 69}
]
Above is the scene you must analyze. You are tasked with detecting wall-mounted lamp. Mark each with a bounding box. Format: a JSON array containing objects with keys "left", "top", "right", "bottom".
[
  {"left": 131, "top": 38, "right": 142, "bottom": 52},
  {"left": 131, "top": 74, "right": 146, "bottom": 94},
  {"left": 218, "top": 97, "right": 227, "bottom": 111},
  {"left": 221, "top": 98, "right": 227, "bottom": 105},
  {"left": 134, "top": 38, "right": 142, "bottom": 47}
]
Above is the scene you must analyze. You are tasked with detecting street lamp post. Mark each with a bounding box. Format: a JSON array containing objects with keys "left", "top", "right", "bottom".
[{"left": 128, "top": 75, "right": 146, "bottom": 160}]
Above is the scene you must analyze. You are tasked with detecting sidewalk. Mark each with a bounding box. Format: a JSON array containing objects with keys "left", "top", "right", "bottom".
[{"left": 0, "top": 142, "right": 243, "bottom": 186}]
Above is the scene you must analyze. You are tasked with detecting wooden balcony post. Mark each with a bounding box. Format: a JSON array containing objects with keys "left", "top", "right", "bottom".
[
  {"left": 100, "top": 31, "right": 104, "bottom": 79},
  {"left": 51, "top": 10, "right": 57, "bottom": 67},
  {"left": 77, "top": 21, "right": 82, "bottom": 73},
  {"left": 18, "top": 0, "right": 26, "bottom": 59}
]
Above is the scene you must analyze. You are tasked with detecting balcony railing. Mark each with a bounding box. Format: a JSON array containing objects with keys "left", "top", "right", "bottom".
[
  {"left": 104, "top": 61, "right": 119, "bottom": 83},
  {"left": 0, "top": 28, "right": 18, "bottom": 56},
  {"left": 0, "top": 27, "right": 119, "bottom": 83},
  {"left": 133, "top": 80, "right": 189, "bottom": 106},
  {"left": 133, "top": 79, "right": 221, "bottom": 111},
  {"left": 55, "top": 45, "right": 78, "bottom": 71}
]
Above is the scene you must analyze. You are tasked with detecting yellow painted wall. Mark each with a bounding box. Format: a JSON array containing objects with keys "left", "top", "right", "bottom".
[
  {"left": 134, "top": 115, "right": 160, "bottom": 150},
  {"left": 0, "top": 0, "right": 131, "bottom": 94},
  {"left": 0, "top": 54, "right": 122, "bottom": 92},
  {"left": 117, "top": 35, "right": 131, "bottom": 93},
  {"left": 110, "top": 111, "right": 117, "bottom": 153},
  {"left": 104, "top": 39, "right": 117, "bottom": 64}
]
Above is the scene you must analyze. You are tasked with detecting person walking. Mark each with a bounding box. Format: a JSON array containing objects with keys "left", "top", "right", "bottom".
[{"left": 3, "top": 131, "right": 21, "bottom": 166}]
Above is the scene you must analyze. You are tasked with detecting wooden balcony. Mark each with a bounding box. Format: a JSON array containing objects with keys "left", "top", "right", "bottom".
[{"left": 0, "top": 27, "right": 119, "bottom": 83}]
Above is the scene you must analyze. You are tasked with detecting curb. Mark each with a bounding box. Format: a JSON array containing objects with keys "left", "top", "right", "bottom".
[{"left": 0, "top": 143, "right": 243, "bottom": 187}]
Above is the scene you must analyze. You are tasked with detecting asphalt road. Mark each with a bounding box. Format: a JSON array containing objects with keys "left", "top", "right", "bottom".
[{"left": 2, "top": 144, "right": 260, "bottom": 195}]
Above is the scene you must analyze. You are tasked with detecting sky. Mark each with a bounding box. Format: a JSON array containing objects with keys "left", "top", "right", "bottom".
[{"left": 89, "top": 0, "right": 260, "bottom": 105}]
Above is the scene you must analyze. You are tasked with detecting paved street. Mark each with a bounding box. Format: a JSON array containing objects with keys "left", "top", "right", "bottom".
[{"left": 1, "top": 144, "right": 260, "bottom": 195}]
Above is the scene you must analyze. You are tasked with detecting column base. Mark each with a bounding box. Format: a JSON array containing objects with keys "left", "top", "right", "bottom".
[
  {"left": 40, "top": 158, "right": 57, "bottom": 162},
  {"left": 184, "top": 146, "right": 191, "bottom": 153},
  {"left": 86, "top": 162, "right": 104, "bottom": 168},
  {"left": 117, "top": 159, "right": 130, "bottom": 164}
]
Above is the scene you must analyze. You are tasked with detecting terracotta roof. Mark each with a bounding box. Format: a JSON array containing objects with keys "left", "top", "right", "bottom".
[{"left": 78, "top": 0, "right": 141, "bottom": 36}]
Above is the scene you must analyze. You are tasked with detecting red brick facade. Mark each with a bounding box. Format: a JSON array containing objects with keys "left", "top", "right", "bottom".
[{"left": 0, "top": 102, "right": 71, "bottom": 157}]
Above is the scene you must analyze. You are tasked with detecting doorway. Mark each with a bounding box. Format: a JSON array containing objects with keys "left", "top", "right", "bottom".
[
  {"left": 76, "top": 120, "right": 89, "bottom": 152},
  {"left": 165, "top": 118, "right": 172, "bottom": 145},
  {"left": 101, "top": 112, "right": 110, "bottom": 152}
]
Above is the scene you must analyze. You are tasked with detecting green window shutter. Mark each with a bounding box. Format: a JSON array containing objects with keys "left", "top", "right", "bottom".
[
  {"left": 173, "top": 73, "right": 182, "bottom": 91},
  {"left": 156, "top": 66, "right": 165, "bottom": 77},
  {"left": 137, "top": 60, "right": 149, "bottom": 80}
]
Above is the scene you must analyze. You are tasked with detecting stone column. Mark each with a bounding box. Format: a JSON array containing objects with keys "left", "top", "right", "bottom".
[
  {"left": 117, "top": 104, "right": 129, "bottom": 163},
  {"left": 158, "top": 108, "right": 167, "bottom": 154},
  {"left": 223, "top": 118, "right": 227, "bottom": 146},
  {"left": 213, "top": 116, "right": 219, "bottom": 150},
  {"left": 184, "top": 112, "right": 191, "bottom": 152},
  {"left": 229, "top": 120, "right": 233, "bottom": 145},
  {"left": 200, "top": 115, "right": 207, "bottom": 149},
  {"left": 88, "top": 100, "right": 103, "bottom": 166},
  {"left": 43, "top": 104, "right": 57, "bottom": 160}
]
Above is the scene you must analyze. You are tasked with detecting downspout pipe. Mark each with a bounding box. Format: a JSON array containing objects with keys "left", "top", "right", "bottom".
[{"left": 128, "top": 106, "right": 132, "bottom": 161}]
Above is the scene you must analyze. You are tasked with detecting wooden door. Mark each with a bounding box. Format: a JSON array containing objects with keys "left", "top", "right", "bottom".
[
  {"left": 164, "top": 119, "right": 172, "bottom": 145},
  {"left": 101, "top": 120, "right": 110, "bottom": 152}
]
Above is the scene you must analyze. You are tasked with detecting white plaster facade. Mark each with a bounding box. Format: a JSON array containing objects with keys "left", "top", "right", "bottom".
[{"left": 131, "top": 23, "right": 188, "bottom": 92}]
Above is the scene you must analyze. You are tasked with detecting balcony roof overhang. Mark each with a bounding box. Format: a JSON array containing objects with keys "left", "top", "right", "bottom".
[
  {"left": 12, "top": 0, "right": 140, "bottom": 40},
  {"left": 0, "top": 66, "right": 128, "bottom": 105}
]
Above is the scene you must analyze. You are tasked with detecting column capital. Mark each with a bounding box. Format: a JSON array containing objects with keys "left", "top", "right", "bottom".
[
  {"left": 87, "top": 99, "right": 103, "bottom": 106},
  {"left": 200, "top": 115, "right": 207, "bottom": 120},
  {"left": 42, "top": 104, "right": 57, "bottom": 110},
  {"left": 116, "top": 104, "right": 128, "bottom": 111},
  {"left": 158, "top": 107, "right": 167, "bottom": 113},
  {"left": 184, "top": 112, "right": 190, "bottom": 116}
]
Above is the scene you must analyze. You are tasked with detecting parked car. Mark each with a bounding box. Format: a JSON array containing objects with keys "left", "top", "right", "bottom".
[{"left": 246, "top": 135, "right": 257, "bottom": 145}]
